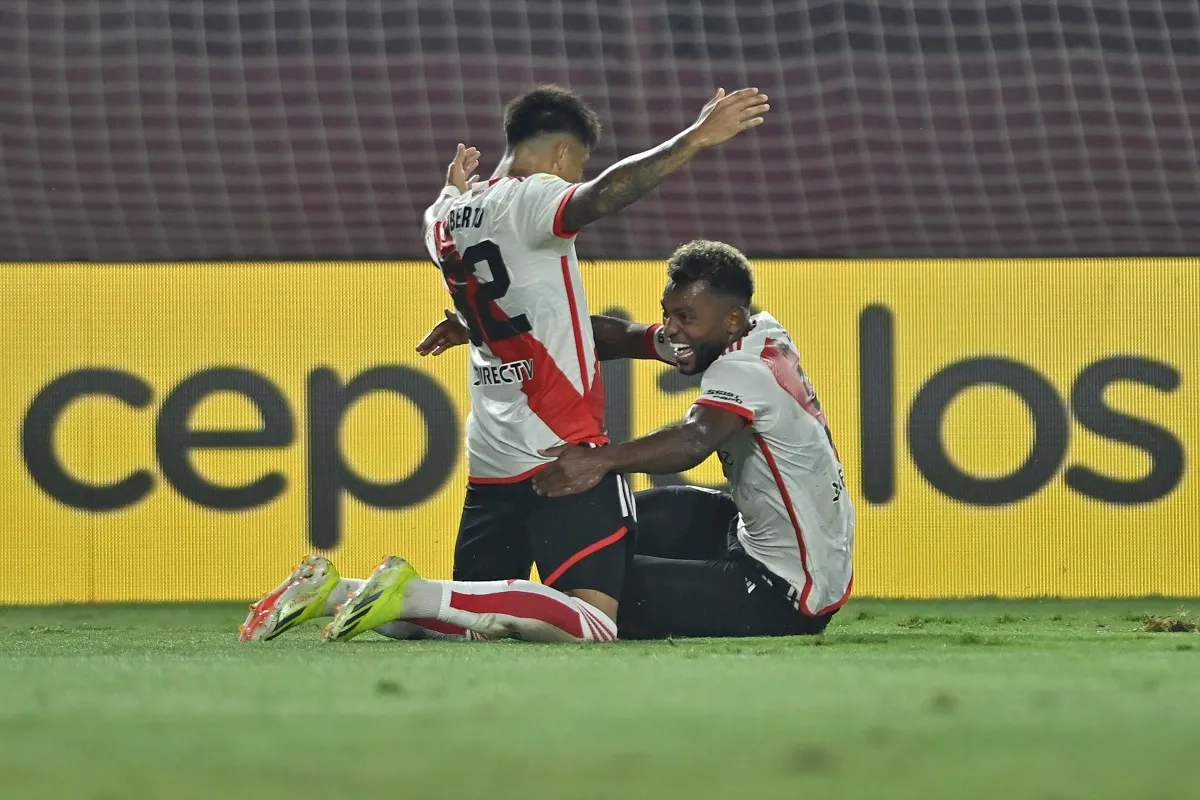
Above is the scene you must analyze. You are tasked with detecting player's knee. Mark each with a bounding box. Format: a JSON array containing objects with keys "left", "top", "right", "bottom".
[
  {"left": 637, "top": 484, "right": 736, "bottom": 525},
  {"left": 681, "top": 485, "right": 738, "bottom": 520},
  {"left": 567, "top": 588, "right": 618, "bottom": 623}
]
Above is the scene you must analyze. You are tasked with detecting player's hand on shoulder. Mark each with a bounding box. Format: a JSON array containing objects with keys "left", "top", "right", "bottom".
[
  {"left": 683, "top": 87, "right": 770, "bottom": 150},
  {"left": 533, "top": 444, "right": 611, "bottom": 498},
  {"left": 415, "top": 309, "right": 470, "bottom": 356},
  {"left": 445, "top": 143, "right": 481, "bottom": 193}
]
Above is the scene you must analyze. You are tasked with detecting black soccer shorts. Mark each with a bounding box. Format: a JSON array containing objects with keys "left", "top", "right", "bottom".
[
  {"left": 617, "top": 485, "right": 836, "bottom": 639},
  {"left": 452, "top": 471, "right": 637, "bottom": 601}
]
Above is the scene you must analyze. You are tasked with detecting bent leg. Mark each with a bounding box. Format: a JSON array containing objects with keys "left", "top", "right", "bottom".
[
  {"left": 453, "top": 482, "right": 534, "bottom": 582},
  {"left": 618, "top": 554, "right": 832, "bottom": 640},
  {"left": 527, "top": 473, "right": 635, "bottom": 623},
  {"left": 632, "top": 486, "right": 738, "bottom": 561}
]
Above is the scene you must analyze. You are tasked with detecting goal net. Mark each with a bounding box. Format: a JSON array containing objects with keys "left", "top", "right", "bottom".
[{"left": 2, "top": 0, "right": 1199, "bottom": 260}]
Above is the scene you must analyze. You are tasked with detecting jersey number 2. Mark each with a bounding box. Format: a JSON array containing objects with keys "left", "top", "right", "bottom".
[{"left": 443, "top": 240, "right": 531, "bottom": 347}]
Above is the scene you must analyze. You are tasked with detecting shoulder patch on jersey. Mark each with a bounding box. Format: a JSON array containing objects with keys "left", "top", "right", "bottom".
[
  {"left": 700, "top": 387, "right": 746, "bottom": 405},
  {"left": 703, "top": 353, "right": 776, "bottom": 406},
  {"left": 535, "top": 173, "right": 562, "bottom": 184}
]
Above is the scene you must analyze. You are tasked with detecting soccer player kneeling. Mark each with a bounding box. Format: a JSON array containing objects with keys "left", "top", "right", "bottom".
[{"left": 241, "top": 84, "right": 771, "bottom": 644}]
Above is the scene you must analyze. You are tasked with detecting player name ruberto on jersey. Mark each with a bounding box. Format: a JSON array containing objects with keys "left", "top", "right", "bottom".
[
  {"left": 473, "top": 359, "right": 535, "bottom": 387},
  {"left": 446, "top": 205, "right": 484, "bottom": 232}
]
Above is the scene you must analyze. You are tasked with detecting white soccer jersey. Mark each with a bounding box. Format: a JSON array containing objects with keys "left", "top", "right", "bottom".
[
  {"left": 693, "top": 313, "right": 855, "bottom": 616},
  {"left": 424, "top": 174, "right": 606, "bottom": 483}
]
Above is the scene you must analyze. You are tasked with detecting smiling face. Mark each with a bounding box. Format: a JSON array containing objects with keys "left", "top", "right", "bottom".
[
  {"left": 660, "top": 279, "right": 748, "bottom": 375},
  {"left": 659, "top": 239, "right": 756, "bottom": 374}
]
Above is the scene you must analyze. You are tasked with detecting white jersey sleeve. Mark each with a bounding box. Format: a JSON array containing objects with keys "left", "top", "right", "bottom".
[
  {"left": 422, "top": 187, "right": 462, "bottom": 264},
  {"left": 510, "top": 173, "right": 582, "bottom": 245},
  {"left": 693, "top": 353, "right": 779, "bottom": 428}
]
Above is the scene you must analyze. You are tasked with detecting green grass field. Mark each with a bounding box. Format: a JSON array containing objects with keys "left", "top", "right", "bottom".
[{"left": 2, "top": 599, "right": 1198, "bottom": 800}]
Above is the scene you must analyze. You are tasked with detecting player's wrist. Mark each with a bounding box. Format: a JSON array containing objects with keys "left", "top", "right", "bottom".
[
  {"left": 676, "top": 127, "right": 707, "bottom": 154},
  {"left": 641, "top": 323, "right": 677, "bottom": 364},
  {"left": 639, "top": 323, "right": 660, "bottom": 358},
  {"left": 595, "top": 445, "right": 623, "bottom": 474}
]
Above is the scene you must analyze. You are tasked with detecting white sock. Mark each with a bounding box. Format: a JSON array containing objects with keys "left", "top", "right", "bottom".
[
  {"left": 322, "top": 578, "right": 365, "bottom": 616},
  {"left": 374, "top": 620, "right": 486, "bottom": 641},
  {"left": 398, "top": 578, "right": 616, "bottom": 643}
]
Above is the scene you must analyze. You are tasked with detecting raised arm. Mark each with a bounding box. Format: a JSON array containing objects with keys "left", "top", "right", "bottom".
[
  {"left": 559, "top": 88, "right": 770, "bottom": 232},
  {"left": 422, "top": 143, "right": 481, "bottom": 231}
]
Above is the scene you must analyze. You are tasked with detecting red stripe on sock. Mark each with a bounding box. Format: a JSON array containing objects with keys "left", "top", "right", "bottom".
[
  {"left": 581, "top": 606, "right": 607, "bottom": 641},
  {"left": 577, "top": 609, "right": 599, "bottom": 641},
  {"left": 577, "top": 604, "right": 603, "bottom": 640},
  {"left": 579, "top": 605, "right": 614, "bottom": 641},
  {"left": 450, "top": 588, "right": 585, "bottom": 640},
  {"left": 542, "top": 526, "right": 629, "bottom": 587},
  {"left": 410, "top": 618, "right": 469, "bottom": 637}
]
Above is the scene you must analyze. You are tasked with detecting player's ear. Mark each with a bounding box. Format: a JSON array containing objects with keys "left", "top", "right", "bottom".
[
  {"left": 551, "top": 140, "right": 570, "bottom": 172},
  {"left": 726, "top": 305, "right": 746, "bottom": 335}
]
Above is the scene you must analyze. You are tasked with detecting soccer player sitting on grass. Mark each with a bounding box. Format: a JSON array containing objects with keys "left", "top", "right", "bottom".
[
  {"left": 241, "top": 241, "right": 852, "bottom": 642},
  {"left": 534, "top": 240, "right": 855, "bottom": 637}
]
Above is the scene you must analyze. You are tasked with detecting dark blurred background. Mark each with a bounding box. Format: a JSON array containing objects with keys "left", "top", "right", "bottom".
[{"left": 3, "top": 0, "right": 1198, "bottom": 261}]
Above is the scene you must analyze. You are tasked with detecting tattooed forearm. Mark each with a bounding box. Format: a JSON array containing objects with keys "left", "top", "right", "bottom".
[{"left": 561, "top": 133, "right": 699, "bottom": 231}]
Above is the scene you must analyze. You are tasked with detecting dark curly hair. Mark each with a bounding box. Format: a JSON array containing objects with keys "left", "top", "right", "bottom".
[
  {"left": 503, "top": 85, "right": 602, "bottom": 150},
  {"left": 666, "top": 240, "right": 755, "bottom": 306}
]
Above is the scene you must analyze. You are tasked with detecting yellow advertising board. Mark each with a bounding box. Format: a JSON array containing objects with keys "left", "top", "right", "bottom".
[{"left": 1, "top": 259, "right": 1196, "bottom": 604}]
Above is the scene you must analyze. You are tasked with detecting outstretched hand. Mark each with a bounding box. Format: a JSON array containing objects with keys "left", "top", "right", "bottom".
[
  {"left": 684, "top": 87, "right": 770, "bottom": 149},
  {"left": 446, "top": 143, "right": 481, "bottom": 192},
  {"left": 415, "top": 309, "right": 470, "bottom": 356}
]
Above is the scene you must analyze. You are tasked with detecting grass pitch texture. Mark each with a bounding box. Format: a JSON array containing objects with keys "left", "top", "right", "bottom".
[{"left": 2, "top": 600, "right": 1197, "bottom": 800}]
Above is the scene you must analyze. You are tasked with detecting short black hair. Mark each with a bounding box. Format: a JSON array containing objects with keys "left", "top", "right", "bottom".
[
  {"left": 503, "top": 84, "right": 601, "bottom": 150},
  {"left": 666, "top": 240, "right": 755, "bottom": 305}
]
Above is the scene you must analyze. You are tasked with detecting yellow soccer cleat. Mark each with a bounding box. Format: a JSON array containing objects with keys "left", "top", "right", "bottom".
[
  {"left": 240, "top": 555, "right": 341, "bottom": 642},
  {"left": 324, "top": 556, "right": 420, "bottom": 643}
]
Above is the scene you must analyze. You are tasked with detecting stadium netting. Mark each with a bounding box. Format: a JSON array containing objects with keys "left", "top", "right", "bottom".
[{"left": 2, "top": 0, "right": 1199, "bottom": 261}]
